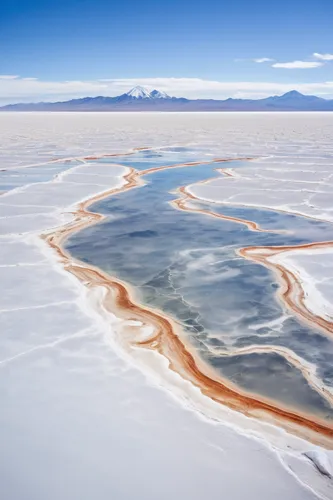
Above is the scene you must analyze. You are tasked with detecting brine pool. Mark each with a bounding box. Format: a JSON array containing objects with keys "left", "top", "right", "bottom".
[{"left": 66, "top": 148, "right": 333, "bottom": 422}]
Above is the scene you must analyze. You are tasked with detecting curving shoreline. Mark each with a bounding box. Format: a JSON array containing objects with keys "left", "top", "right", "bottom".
[
  {"left": 172, "top": 185, "right": 288, "bottom": 233},
  {"left": 239, "top": 243, "right": 333, "bottom": 337},
  {"left": 41, "top": 153, "right": 333, "bottom": 448},
  {"left": 176, "top": 168, "right": 333, "bottom": 334},
  {"left": 170, "top": 163, "right": 288, "bottom": 233},
  {"left": 203, "top": 343, "right": 333, "bottom": 408}
]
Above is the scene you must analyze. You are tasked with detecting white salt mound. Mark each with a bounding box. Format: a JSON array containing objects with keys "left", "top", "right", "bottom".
[{"left": 304, "top": 450, "right": 333, "bottom": 478}]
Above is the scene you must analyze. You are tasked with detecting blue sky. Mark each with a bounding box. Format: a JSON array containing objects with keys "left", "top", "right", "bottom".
[{"left": 1, "top": 0, "right": 333, "bottom": 103}]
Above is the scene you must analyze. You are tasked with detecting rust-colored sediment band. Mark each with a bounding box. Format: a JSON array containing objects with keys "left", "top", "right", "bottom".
[
  {"left": 216, "top": 167, "right": 236, "bottom": 177},
  {"left": 72, "top": 264, "right": 333, "bottom": 446},
  {"left": 83, "top": 152, "right": 136, "bottom": 160},
  {"left": 42, "top": 161, "right": 333, "bottom": 449},
  {"left": 57, "top": 260, "right": 333, "bottom": 448},
  {"left": 169, "top": 164, "right": 282, "bottom": 233},
  {"left": 240, "top": 243, "right": 333, "bottom": 336},
  {"left": 207, "top": 344, "right": 333, "bottom": 408},
  {"left": 139, "top": 157, "right": 254, "bottom": 177},
  {"left": 83, "top": 147, "right": 153, "bottom": 160},
  {"left": 141, "top": 158, "right": 283, "bottom": 233},
  {"left": 168, "top": 166, "right": 333, "bottom": 338},
  {"left": 173, "top": 186, "right": 285, "bottom": 233}
]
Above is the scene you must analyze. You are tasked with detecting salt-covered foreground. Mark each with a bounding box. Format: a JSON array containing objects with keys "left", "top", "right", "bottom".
[{"left": 1, "top": 113, "right": 333, "bottom": 500}]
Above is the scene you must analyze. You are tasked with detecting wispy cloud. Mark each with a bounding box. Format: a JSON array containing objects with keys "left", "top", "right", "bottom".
[
  {"left": 313, "top": 52, "right": 333, "bottom": 61},
  {"left": 1, "top": 76, "right": 333, "bottom": 104},
  {"left": 272, "top": 61, "right": 324, "bottom": 69},
  {"left": 0, "top": 75, "right": 19, "bottom": 80},
  {"left": 235, "top": 57, "right": 274, "bottom": 63},
  {"left": 253, "top": 58, "right": 274, "bottom": 63}
]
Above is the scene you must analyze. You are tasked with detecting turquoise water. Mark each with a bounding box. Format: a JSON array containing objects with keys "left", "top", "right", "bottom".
[{"left": 67, "top": 149, "right": 333, "bottom": 420}]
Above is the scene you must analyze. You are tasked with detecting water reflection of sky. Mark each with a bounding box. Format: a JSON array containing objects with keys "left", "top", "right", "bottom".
[{"left": 67, "top": 149, "right": 333, "bottom": 420}]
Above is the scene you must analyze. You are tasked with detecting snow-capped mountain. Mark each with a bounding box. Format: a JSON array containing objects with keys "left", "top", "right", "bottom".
[
  {"left": 125, "top": 86, "right": 153, "bottom": 99},
  {"left": 150, "top": 89, "right": 171, "bottom": 99},
  {"left": 123, "top": 86, "right": 171, "bottom": 100}
]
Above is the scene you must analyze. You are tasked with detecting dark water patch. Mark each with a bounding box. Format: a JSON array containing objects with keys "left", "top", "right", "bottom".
[
  {"left": 208, "top": 352, "right": 333, "bottom": 419},
  {"left": 191, "top": 200, "right": 333, "bottom": 242}
]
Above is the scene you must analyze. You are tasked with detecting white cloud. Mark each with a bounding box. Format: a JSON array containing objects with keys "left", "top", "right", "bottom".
[
  {"left": 1, "top": 76, "right": 333, "bottom": 104},
  {"left": 0, "top": 75, "right": 19, "bottom": 80},
  {"left": 313, "top": 52, "right": 333, "bottom": 61},
  {"left": 272, "top": 60, "right": 324, "bottom": 69},
  {"left": 253, "top": 58, "right": 274, "bottom": 63},
  {"left": 0, "top": 78, "right": 109, "bottom": 104}
]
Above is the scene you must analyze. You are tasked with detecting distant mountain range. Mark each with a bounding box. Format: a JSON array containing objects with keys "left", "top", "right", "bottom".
[{"left": 1, "top": 86, "right": 333, "bottom": 111}]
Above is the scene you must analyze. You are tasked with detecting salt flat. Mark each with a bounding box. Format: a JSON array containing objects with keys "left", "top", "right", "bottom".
[
  {"left": 0, "top": 112, "right": 333, "bottom": 500},
  {"left": 188, "top": 158, "right": 333, "bottom": 222}
]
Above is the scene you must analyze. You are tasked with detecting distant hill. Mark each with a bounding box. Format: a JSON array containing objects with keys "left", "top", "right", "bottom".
[{"left": 1, "top": 87, "right": 333, "bottom": 111}]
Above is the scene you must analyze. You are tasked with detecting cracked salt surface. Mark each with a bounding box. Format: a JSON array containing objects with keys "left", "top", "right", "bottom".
[
  {"left": 0, "top": 113, "right": 333, "bottom": 500},
  {"left": 188, "top": 159, "right": 333, "bottom": 222}
]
